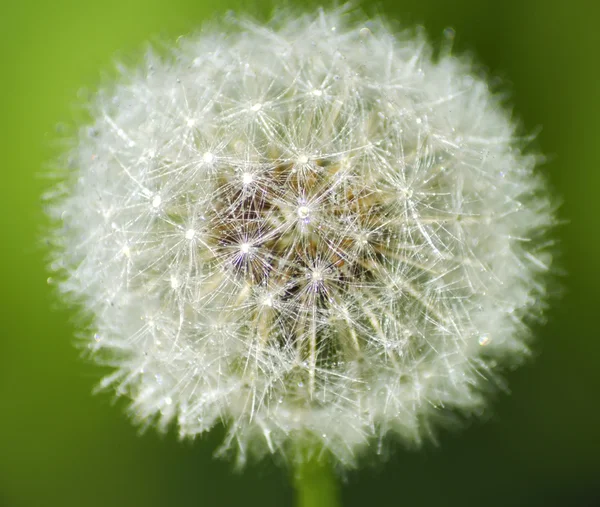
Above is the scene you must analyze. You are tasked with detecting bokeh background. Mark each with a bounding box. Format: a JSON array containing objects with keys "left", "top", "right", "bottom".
[{"left": 1, "top": 0, "right": 599, "bottom": 506}]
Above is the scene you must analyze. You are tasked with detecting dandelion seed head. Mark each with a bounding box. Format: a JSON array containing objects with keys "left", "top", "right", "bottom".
[{"left": 47, "top": 7, "right": 555, "bottom": 467}]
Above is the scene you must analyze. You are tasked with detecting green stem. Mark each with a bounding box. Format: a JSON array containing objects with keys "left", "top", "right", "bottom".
[{"left": 293, "top": 452, "right": 340, "bottom": 507}]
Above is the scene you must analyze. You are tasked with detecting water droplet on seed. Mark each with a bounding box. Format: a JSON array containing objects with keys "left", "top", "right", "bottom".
[
  {"left": 297, "top": 205, "right": 310, "bottom": 220},
  {"left": 479, "top": 334, "right": 492, "bottom": 346}
]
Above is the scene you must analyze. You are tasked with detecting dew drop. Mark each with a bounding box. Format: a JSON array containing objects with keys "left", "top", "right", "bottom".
[
  {"left": 444, "top": 27, "right": 456, "bottom": 40},
  {"left": 297, "top": 205, "right": 310, "bottom": 220},
  {"left": 401, "top": 187, "right": 413, "bottom": 199},
  {"left": 478, "top": 334, "right": 492, "bottom": 346},
  {"left": 359, "top": 27, "right": 372, "bottom": 38}
]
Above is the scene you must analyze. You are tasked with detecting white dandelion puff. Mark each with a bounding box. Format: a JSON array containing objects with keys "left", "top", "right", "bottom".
[{"left": 47, "top": 7, "right": 556, "bottom": 468}]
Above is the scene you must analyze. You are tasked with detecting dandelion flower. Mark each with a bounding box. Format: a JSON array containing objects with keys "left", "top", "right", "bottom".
[{"left": 47, "top": 7, "right": 555, "bottom": 468}]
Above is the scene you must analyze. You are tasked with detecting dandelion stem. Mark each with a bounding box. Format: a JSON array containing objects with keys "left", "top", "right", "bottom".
[{"left": 293, "top": 453, "right": 340, "bottom": 507}]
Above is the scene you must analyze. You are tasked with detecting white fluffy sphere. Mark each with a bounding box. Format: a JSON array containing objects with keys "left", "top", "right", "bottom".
[{"left": 48, "top": 8, "right": 555, "bottom": 466}]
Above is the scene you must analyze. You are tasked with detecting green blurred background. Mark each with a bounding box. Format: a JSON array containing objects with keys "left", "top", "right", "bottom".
[{"left": 1, "top": 0, "right": 599, "bottom": 506}]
